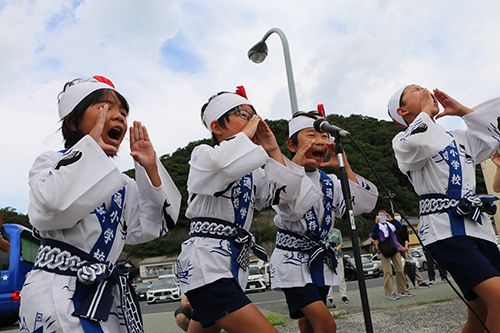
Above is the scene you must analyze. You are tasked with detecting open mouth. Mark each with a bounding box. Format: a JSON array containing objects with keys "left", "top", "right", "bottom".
[
  {"left": 311, "top": 149, "right": 325, "bottom": 160},
  {"left": 108, "top": 127, "right": 123, "bottom": 142}
]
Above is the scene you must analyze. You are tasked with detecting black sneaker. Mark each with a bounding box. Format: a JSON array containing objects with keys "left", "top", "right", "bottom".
[
  {"left": 418, "top": 282, "right": 430, "bottom": 288},
  {"left": 341, "top": 296, "right": 349, "bottom": 304}
]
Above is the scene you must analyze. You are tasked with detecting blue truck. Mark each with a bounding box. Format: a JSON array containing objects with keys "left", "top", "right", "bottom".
[{"left": 0, "top": 224, "right": 40, "bottom": 327}]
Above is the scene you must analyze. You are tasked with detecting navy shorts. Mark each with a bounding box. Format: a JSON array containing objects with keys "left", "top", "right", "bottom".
[
  {"left": 282, "top": 284, "right": 330, "bottom": 319},
  {"left": 186, "top": 278, "right": 251, "bottom": 328},
  {"left": 426, "top": 236, "right": 500, "bottom": 301}
]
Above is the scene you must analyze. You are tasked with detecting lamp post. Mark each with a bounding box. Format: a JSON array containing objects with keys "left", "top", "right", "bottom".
[
  {"left": 247, "top": 27, "right": 299, "bottom": 116},
  {"left": 387, "top": 191, "right": 396, "bottom": 214}
]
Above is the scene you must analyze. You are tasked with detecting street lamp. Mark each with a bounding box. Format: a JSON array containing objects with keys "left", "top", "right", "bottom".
[
  {"left": 386, "top": 191, "right": 396, "bottom": 214},
  {"left": 247, "top": 27, "right": 299, "bottom": 115}
]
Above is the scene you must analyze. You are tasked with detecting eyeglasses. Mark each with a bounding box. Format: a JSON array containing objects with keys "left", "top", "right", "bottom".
[{"left": 226, "top": 109, "right": 256, "bottom": 121}]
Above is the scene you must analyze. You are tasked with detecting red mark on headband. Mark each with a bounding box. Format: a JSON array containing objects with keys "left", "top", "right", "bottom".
[
  {"left": 93, "top": 75, "right": 115, "bottom": 88},
  {"left": 236, "top": 86, "right": 247, "bottom": 99},
  {"left": 317, "top": 104, "right": 326, "bottom": 118}
]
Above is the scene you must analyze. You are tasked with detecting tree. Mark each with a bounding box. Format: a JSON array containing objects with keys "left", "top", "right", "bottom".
[{"left": 0, "top": 207, "right": 30, "bottom": 229}]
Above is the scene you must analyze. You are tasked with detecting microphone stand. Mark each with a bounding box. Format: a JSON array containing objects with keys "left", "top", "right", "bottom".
[{"left": 334, "top": 134, "right": 374, "bottom": 333}]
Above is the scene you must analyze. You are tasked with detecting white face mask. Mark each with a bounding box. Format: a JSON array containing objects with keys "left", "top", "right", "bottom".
[{"left": 394, "top": 215, "right": 401, "bottom": 222}]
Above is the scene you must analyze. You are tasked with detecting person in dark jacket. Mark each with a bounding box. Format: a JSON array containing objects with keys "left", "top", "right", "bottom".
[{"left": 371, "top": 209, "right": 414, "bottom": 300}]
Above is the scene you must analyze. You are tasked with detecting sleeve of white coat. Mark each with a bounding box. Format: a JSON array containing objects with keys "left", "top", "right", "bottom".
[
  {"left": 125, "top": 157, "right": 182, "bottom": 244},
  {"left": 28, "top": 136, "right": 127, "bottom": 231},
  {"left": 253, "top": 156, "right": 306, "bottom": 211},
  {"left": 348, "top": 174, "right": 379, "bottom": 215},
  {"left": 392, "top": 113, "right": 453, "bottom": 174},
  {"left": 187, "top": 132, "right": 269, "bottom": 196},
  {"left": 464, "top": 97, "right": 500, "bottom": 164}
]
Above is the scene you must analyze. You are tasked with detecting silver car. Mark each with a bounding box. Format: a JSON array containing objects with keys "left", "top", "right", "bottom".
[
  {"left": 146, "top": 275, "right": 181, "bottom": 304},
  {"left": 409, "top": 248, "right": 428, "bottom": 271},
  {"left": 244, "top": 265, "right": 267, "bottom": 293}
]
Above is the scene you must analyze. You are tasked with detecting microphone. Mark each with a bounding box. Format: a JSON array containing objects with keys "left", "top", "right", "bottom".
[{"left": 313, "top": 118, "right": 351, "bottom": 137}]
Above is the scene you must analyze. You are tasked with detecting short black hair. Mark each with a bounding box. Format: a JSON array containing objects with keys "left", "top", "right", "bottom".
[{"left": 60, "top": 87, "right": 129, "bottom": 150}]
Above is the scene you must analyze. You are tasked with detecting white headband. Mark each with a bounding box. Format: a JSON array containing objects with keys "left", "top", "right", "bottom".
[
  {"left": 203, "top": 93, "right": 252, "bottom": 129},
  {"left": 58, "top": 80, "right": 117, "bottom": 119},
  {"left": 288, "top": 116, "right": 316, "bottom": 138},
  {"left": 387, "top": 84, "right": 410, "bottom": 127}
]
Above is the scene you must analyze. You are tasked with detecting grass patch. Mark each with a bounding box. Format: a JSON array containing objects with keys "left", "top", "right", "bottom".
[
  {"left": 266, "top": 312, "right": 285, "bottom": 325},
  {"left": 417, "top": 297, "right": 454, "bottom": 306},
  {"left": 332, "top": 311, "right": 346, "bottom": 319}
]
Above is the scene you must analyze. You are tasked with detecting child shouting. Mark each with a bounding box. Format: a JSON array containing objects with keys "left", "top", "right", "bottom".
[
  {"left": 389, "top": 85, "right": 500, "bottom": 332},
  {"left": 177, "top": 88, "right": 305, "bottom": 333},
  {"left": 20, "top": 76, "right": 181, "bottom": 333},
  {"left": 270, "top": 110, "right": 378, "bottom": 333}
]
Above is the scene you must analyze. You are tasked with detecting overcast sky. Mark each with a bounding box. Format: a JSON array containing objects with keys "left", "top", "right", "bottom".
[{"left": 2, "top": 0, "right": 500, "bottom": 213}]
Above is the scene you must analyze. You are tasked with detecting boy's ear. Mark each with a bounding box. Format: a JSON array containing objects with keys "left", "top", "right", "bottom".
[
  {"left": 67, "top": 114, "right": 78, "bottom": 131},
  {"left": 210, "top": 120, "right": 222, "bottom": 135},
  {"left": 287, "top": 139, "right": 298, "bottom": 153},
  {"left": 396, "top": 107, "right": 409, "bottom": 117}
]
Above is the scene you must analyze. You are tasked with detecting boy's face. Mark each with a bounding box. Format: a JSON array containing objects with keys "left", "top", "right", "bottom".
[
  {"left": 288, "top": 127, "right": 329, "bottom": 171},
  {"left": 399, "top": 85, "right": 439, "bottom": 123},
  {"left": 213, "top": 104, "right": 256, "bottom": 141},
  {"left": 77, "top": 91, "right": 128, "bottom": 153}
]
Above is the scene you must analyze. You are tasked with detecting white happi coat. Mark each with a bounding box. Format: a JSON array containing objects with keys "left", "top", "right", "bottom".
[
  {"left": 177, "top": 132, "right": 304, "bottom": 294},
  {"left": 20, "top": 135, "right": 181, "bottom": 333},
  {"left": 270, "top": 170, "right": 378, "bottom": 289},
  {"left": 392, "top": 98, "right": 500, "bottom": 246}
]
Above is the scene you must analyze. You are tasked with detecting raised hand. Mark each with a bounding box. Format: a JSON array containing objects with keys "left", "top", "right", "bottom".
[
  {"left": 253, "top": 118, "right": 285, "bottom": 165},
  {"left": 492, "top": 152, "right": 500, "bottom": 168},
  {"left": 291, "top": 140, "right": 317, "bottom": 167},
  {"left": 420, "top": 88, "right": 437, "bottom": 119},
  {"left": 130, "top": 121, "right": 155, "bottom": 167},
  {"left": 241, "top": 115, "right": 261, "bottom": 141},
  {"left": 89, "top": 105, "right": 118, "bottom": 155},
  {"left": 253, "top": 119, "right": 278, "bottom": 153},
  {"left": 320, "top": 142, "right": 340, "bottom": 168},
  {"left": 130, "top": 121, "right": 161, "bottom": 186},
  {"left": 434, "top": 89, "right": 473, "bottom": 119}
]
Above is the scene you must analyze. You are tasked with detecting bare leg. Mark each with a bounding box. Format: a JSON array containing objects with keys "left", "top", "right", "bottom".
[
  {"left": 299, "top": 300, "right": 336, "bottom": 333},
  {"left": 466, "top": 276, "right": 500, "bottom": 333},
  {"left": 186, "top": 319, "right": 221, "bottom": 333},
  {"left": 461, "top": 298, "right": 487, "bottom": 333},
  {"left": 214, "top": 303, "right": 277, "bottom": 333}
]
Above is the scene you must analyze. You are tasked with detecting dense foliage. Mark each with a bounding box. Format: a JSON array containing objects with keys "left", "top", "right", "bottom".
[
  {"left": 0, "top": 207, "right": 30, "bottom": 228},
  {"left": 4, "top": 113, "right": 487, "bottom": 258}
]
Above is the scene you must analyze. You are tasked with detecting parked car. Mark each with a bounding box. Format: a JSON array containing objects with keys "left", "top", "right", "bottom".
[
  {"left": 343, "top": 256, "right": 380, "bottom": 281},
  {"left": 135, "top": 282, "right": 151, "bottom": 302},
  {"left": 371, "top": 253, "right": 409, "bottom": 273},
  {"left": 361, "top": 254, "right": 374, "bottom": 261},
  {"left": 0, "top": 224, "right": 40, "bottom": 327},
  {"left": 244, "top": 265, "right": 267, "bottom": 293},
  {"left": 147, "top": 275, "right": 181, "bottom": 304},
  {"left": 370, "top": 253, "right": 384, "bottom": 271},
  {"left": 409, "top": 248, "right": 427, "bottom": 270}
]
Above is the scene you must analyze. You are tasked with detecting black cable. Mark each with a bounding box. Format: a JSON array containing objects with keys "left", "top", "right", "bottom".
[{"left": 345, "top": 133, "right": 491, "bottom": 333}]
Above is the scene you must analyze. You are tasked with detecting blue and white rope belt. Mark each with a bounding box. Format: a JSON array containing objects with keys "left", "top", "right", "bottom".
[
  {"left": 34, "top": 239, "right": 143, "bottom": 333},
  {"left": 419, "top": 193, "right": 498, "bottom": 224},
  {"left": 190, "top": 218, "right": 268, "bottom": 270},
  {"left": 275, "top": 228, "right": 337, "bottom": 273}
]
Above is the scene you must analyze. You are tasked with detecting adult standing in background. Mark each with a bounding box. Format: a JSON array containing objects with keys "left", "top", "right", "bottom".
[
  {"left": 371, "top": 209, "right": 414, "bottom": 300},
  {"left": 327, "top": 220, "right": 349, "bottom": 307},
  {"left": 395, "top": 213, "right": 430, "bottom": 288}
]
